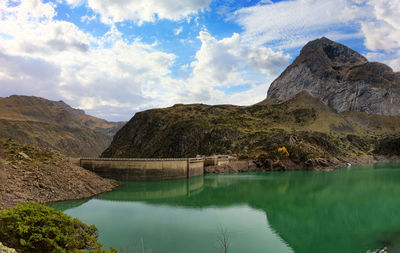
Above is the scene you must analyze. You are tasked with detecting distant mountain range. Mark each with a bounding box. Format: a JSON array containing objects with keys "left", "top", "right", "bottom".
[
  {"left": 102, "top": 38, "right": 400, "bottom": 164},
  {"left": 0, "top": 95, "right": 125, "bottom": 157}
]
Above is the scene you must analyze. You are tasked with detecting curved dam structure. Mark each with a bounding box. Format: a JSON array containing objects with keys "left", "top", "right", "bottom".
[{"left": 80, "top": 158, "right": 204, "bottom": 181}]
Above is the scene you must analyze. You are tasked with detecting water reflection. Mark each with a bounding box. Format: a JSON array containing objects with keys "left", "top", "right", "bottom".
[
  {"left": 51, "top": 163, "right": 400, "bottom": 253},
  {"left": 99, "top": 176, "right": 204, "bottom": 202}
]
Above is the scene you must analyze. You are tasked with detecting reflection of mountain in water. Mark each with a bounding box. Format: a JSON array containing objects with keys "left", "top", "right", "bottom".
[
  {"left": 55, "top": 164, "right": 400, "bottom": 252},
  {"left": 50, "top": 199, "right": 90, "bottom": 211},
  {"left": 97, "top": 176, "right": 204, "bottom": 202}
]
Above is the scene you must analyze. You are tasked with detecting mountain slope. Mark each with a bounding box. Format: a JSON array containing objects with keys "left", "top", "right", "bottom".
[
  {"left": 102, "top": 38, "right": 400, "bottom": 163},
  {"left": 101, "top": 91, "right": 400, "bottom": 160},
  {"left": 263, "top": 37, "right": 400, "bottom": 116},
  {"left": 0, "top": 95, "right": 125, "bottom": 157}
]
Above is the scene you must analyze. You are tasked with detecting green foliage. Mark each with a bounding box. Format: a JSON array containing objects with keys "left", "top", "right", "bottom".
[{"left": 0, "top": 202, "right": 116, "bottom": 253}]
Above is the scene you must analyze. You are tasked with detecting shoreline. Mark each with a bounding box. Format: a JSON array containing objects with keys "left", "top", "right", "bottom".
[
  {"left": 0, "top": 159, "right": 122, "bottom": 209},
  {"left": 3, "top": 154, "right": 400, "bottom": 209},
  {"left": 204, "top": 155, "right": 400, "bottom": 174}
]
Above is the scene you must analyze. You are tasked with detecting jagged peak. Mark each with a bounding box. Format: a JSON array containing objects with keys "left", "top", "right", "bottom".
[
  {"left": 298, "top": 37, "right": 368, "bottom": 66},
  {"left": 264, "top": 37, "right": 400, "bottom": 116}
]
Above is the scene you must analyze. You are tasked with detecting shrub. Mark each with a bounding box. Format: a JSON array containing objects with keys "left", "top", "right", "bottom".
[
  {"left": 0, "top": 202, "right": 116, "bottom": 253},
  {"left": 277, "top": 146, "right": 289, "bottom": 159}
]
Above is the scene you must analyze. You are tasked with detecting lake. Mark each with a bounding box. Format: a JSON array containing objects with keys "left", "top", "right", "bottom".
[{"left": 50, "top": 163, "right": 400, "bottom": 253}]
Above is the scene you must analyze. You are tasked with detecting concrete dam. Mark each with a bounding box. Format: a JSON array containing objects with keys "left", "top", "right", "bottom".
[{"left": 80, "top": 157, "right": 205, "bottom": 181}]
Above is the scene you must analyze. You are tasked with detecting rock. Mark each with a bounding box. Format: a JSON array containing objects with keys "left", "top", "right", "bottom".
[
  {"left": 0, "top": 242, "right": 17, "bottom": 253},
  {"left": 18, "top": 152, "right": 31, "bottom": 161},
  {"left": 0, "top": 161, "right": 5, "bottom": 184},
  {"left": 263, "top": 37, "right": 400, "bottom": 116}
]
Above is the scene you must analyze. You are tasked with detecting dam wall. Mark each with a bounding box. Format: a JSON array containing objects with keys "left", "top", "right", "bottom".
[{"left": 80, "top": 158, "right": 204, "bottom": 181}]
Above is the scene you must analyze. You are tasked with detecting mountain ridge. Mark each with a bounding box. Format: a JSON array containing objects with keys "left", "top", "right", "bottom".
[{"left": 0, "top": 95, "right": 125, "bottom": 157}]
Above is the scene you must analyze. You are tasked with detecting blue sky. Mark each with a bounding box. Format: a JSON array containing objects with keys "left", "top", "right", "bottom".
[{"left": 0, "top": 0, "right": 399, "bottom": 121}]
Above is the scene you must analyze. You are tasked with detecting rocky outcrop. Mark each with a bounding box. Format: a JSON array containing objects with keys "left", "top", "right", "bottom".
[{"left": 264, "top": 37, "right": 400, "bottom": 116}]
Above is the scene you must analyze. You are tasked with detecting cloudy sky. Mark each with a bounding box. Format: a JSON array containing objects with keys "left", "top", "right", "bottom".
[{"left": 0, "top": 0, "right": 399, "bottom": 121}]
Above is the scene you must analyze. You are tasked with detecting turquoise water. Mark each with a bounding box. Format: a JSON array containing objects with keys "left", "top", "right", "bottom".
[{"left": 50, "top": 163, "right": 400, "bottom": 252}]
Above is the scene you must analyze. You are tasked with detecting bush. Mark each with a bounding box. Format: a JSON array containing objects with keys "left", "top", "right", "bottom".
[
  {"left": 0, "top": 202, "right": 116, "bottom": 253},
  {"left": 277, "top": 146, "right": 289, "bottom": 158}
]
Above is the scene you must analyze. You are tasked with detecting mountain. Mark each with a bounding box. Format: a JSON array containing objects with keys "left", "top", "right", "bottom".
[
  {"left": 263, "top": 37, "right": 400, "bottom": 116},
  {"left": 102, "top": 38, "right": 400, "bottom": 167},
  {"left": 101, "top": 91, "right": 400, "bottom": 161},
  {"left": 0, "top": 95, "right": 125, "bottom": 157}
]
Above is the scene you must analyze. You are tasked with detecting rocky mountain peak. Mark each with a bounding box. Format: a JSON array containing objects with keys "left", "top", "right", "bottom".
[
  {"left": 299, "top": 37, "right": 367, "bottom": 66},
  {"left": 264, "top": 37, "right": 400, "bottom": 116}
]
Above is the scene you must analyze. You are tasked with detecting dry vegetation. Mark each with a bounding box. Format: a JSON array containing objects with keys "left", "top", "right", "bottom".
[{"left": 0, "top": 95, "right": 125, "bottom": 157}]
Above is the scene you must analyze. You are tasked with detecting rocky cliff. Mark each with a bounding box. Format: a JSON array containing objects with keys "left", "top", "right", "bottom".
[
  {"left": 264, "top": 37, "right": 400, "bottom": 116},
  {"left": 0, "top": 95, "right": 125, "bottom": 157}
]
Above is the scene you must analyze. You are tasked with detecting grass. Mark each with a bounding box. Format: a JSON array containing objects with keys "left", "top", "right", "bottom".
[{"left": 103, "top": 92, "right": 400, "bottom": 159}]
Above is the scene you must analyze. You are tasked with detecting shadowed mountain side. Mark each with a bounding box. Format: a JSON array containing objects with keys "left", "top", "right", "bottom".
[
  {"left": 0, "top": 95, "right": 125, "bottom": 157},
  {"left": 85, "top": 166, "right": 400, "bottom": 252},
  {"left": 263, "top": 37, "right": 400, "bottom": 116}
]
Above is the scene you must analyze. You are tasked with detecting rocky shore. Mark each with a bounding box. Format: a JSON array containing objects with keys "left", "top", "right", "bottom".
[
  {"left": 204, "top": 155, "right": 400, "bottom": 174},
  {"left": 0, "top": 139, "right": 121, "bottom": 209}
]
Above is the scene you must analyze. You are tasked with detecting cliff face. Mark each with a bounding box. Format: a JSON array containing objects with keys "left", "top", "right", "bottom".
[
  {"left": 0, "top": 95, "right": 125, "bottom": 157},
  {"left": 264, "top": 37, "right": 400, "bottom": 116}
]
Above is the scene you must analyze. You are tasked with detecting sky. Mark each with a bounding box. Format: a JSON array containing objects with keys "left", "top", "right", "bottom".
[{"left": 0, "top": 0, "right": 399, "bottom": 121}]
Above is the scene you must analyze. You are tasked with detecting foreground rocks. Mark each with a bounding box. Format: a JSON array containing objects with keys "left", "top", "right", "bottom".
[{"left": 0, "top": 139, "right": 120, "bottom": 209}]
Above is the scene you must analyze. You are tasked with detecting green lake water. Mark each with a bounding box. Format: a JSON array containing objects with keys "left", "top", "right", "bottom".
[{"left": 50, "top": 163, "right": 400, "bottom": 253}]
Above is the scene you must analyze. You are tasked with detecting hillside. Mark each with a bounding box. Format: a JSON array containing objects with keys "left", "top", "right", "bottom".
[
  {"left": 0, "top": 95, "right": 125, "bottom": 157},
  {"left": 0, "top": 138, "right": 120, "bottom": 209},
  {"left": 102, "top": 91, "right": 400, "bottom": 161},
  {"left": 102, "top": 38, "right": 400, "bottom": 167}
]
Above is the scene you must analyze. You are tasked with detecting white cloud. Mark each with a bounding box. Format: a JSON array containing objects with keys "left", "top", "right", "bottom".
[
  {"left": 65, "top": 0, "right": 84, "bottom": 7},
  {"left": 360, "top": 0, "right": 400, "bottom": 71},
  {"left": 190, "top": 31, "right": 289, "bottom": 84},
  {"left": 233, "top": 0, "right": 399, "bottom": 71},
  {"left": 233, "top": 0, "right": 371, "bottom": 48},
  {"left": 0, "top": 0, "right": 177, "bottom": 120},
  {"left": 178, "top": 31, "right": 289, "bottom": 105},
  {"left": 80, "top": 15, "right": 97, "bottom": 23},
  {"left": 361, "top": 0, "right": 400, "bottom": 71},
  {"left": 174, "top": 26, "right": 183, "bottom": 36},
  {"left": 85, "top": 0, "right": 212, "bottom": 25},
  {"left": 0, "top": 0, "right": 287, "bottom": 120}
]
